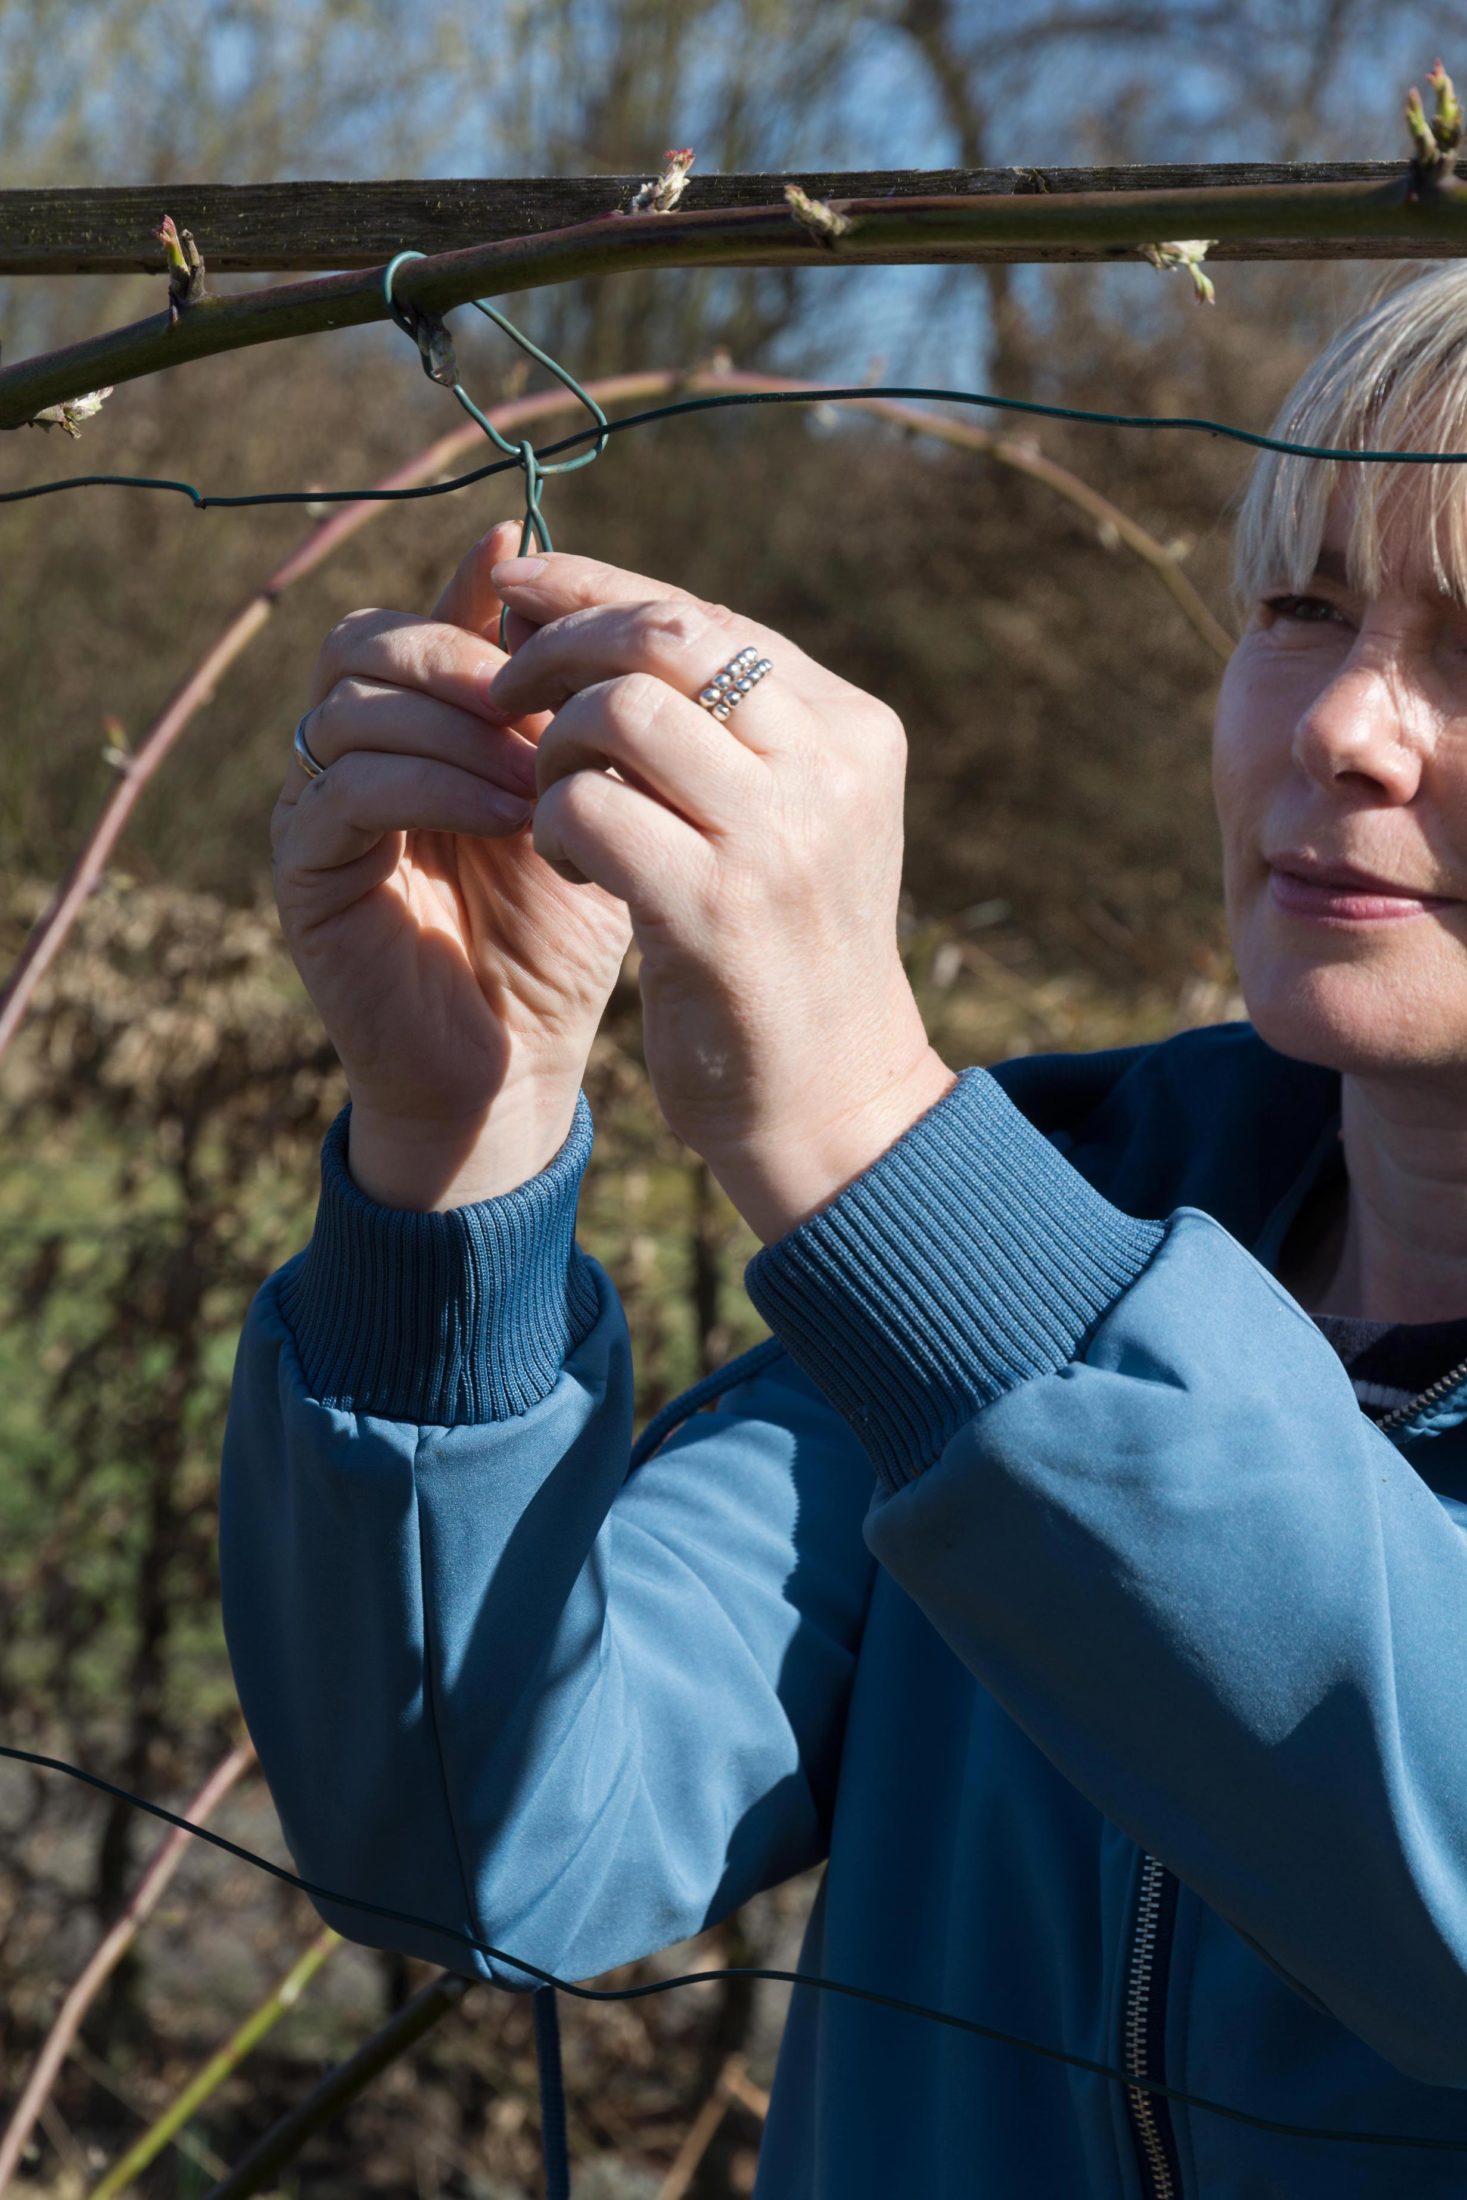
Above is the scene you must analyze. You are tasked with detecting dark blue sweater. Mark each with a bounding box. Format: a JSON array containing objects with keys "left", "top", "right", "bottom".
[{"left": 219, "top": 1021, "right": 1467, "bottom": 2196}]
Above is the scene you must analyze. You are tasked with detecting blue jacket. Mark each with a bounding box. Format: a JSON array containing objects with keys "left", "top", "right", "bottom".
[{"left": 219, "top": 1021, "right": 1467, "bottom": 2197}]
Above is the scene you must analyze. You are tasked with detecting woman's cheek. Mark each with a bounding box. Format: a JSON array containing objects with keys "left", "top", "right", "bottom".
[
  {"left": 1438, "top": 720, "right": 1467, "bottom": 844},
  {"left": 1210, "top": 711, "right": 1263, "bottom": 887}
]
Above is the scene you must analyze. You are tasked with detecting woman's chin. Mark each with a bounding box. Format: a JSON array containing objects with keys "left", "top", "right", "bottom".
[{"left": 1239, "top": 952, "right": 1463, "bottom": 1077}]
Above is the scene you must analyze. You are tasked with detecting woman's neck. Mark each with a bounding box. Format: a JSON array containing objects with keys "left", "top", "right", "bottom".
[{"left": 1287, "top": 1073, "right": 1467, "bottom": 1324}]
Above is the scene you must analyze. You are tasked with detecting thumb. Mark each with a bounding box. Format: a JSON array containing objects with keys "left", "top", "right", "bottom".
[{"left": 429, "top": 518, "right": 526, "bottom": 638}]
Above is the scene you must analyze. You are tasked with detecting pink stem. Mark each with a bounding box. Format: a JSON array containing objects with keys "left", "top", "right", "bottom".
[{"left": 0, "top": 1739, "right": 256, "bottom": 2192}]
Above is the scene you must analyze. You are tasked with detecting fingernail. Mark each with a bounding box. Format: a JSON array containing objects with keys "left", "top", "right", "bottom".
[
  {"left": 492, "top": 556, "right": 547, "bottom": 585},
  {"left": 487, "top": 790, "right": 535, "bottom": 825}
]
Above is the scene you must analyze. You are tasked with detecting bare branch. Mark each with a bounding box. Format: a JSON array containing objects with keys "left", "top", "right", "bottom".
[
  {"left": 5, "top": 169, "right": 1467, "bottom": 431},
  {"left": 200, "top": 1969, "right": 474, "bottom": 2200}
]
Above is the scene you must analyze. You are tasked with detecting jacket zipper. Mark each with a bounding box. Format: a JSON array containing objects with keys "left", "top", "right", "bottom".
[
  {"left": 1374, "top": 1352, "right": 1467, "bottom": 1435},
  {"left": 1117, "top": 1345, "right": 1467, "bottom": 2194},
  {"left": 1123, "top": 1853, "right": 1182, "bottom": 2200}
]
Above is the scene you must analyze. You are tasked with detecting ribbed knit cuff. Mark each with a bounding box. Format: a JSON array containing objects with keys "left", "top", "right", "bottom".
[
  {"left": 744, "top": 1066, "right": 1165, "bottom": 1493},
  {"left": 276, "top": 1092, "right": 601, "bottom": 1425}
]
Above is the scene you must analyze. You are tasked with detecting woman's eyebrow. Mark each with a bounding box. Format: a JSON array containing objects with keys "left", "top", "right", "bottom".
[{"left": 1305, "top": 542, "right": 1464, "bottom": 602}]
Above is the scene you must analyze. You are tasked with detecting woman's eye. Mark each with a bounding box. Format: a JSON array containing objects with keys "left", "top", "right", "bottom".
[{"left": 1259, "top": 593, "right": 1341, "bottom": 624}]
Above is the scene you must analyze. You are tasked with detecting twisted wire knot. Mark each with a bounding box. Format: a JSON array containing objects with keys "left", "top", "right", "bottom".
[{"left": 383, "top": 250, "right": 610, "bottom": 646}]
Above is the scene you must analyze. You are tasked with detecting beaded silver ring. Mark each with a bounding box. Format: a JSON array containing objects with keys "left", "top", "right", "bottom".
[
  {"left": 696, "top": 645, "right": 774, "bottom": 722},
  {"left": 293, "top": 712, "right": 328, "bottom": 779}
]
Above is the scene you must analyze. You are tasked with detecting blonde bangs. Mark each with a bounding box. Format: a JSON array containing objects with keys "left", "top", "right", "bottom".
[{"left": 1229, "top": 263, "right": 1467, "bottom": 618}]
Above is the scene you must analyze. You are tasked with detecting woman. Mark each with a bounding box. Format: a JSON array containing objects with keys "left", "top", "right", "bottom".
[{"left": 221, "top": 261, "right": 1467, "bottom": 2196}]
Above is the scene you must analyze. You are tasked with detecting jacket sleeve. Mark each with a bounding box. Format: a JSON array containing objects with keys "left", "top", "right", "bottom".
[
  {"left": 218, "top": 1093, "right": 875, "bottom": 1988},
  {"left": 744, "top": 1063, "right": 1467, "bottom": 2089}
]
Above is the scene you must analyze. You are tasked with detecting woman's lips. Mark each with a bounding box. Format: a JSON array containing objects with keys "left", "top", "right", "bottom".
[{"left": 1268, "top": 867, "right": 1459, "bottom": 922}]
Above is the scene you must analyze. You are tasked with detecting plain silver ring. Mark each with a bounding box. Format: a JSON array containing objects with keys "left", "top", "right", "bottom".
[
  {"left": 696, "top": 645, "right": 774, "bottom": 723},
  {"left": 293, "top": 712, "right": 327, "bottom": 779}
]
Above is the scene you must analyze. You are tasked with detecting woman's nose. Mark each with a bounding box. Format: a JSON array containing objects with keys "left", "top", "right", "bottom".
[{"left": 1290, "top": 646, "right": 1431, "bottom": 803}]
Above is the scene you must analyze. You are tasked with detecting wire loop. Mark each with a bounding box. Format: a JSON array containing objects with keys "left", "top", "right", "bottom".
[{"left": 383, "top": 250, "right": 610, "bottom": 646}]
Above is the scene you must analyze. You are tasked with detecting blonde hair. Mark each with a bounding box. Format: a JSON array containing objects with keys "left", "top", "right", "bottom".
[{"left": 1230, "top": 262, "right": 1467, "bottom": 618}]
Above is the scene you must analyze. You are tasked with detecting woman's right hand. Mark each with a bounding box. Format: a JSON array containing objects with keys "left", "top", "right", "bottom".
[{"left": 271, "top": 519, "right": 635, "bottom": 1207}]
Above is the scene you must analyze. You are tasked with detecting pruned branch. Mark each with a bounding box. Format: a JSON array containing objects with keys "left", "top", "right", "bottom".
[
  {"left": 4, "top": 166, "right": 1467, "bottom": 431},
  {"left": 0, "top": 163, "right": 1439, "bottom": 275}
]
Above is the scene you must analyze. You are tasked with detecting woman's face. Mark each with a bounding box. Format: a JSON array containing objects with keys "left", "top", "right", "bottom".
[{"left": 1213, "top": 479, "right": 1467, "bottom": 1084}]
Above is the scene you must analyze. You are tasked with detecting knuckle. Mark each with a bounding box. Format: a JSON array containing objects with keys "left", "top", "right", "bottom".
[
  {"left": 641, "top": 600, "right": 710, "bottom": 656},
  {"left": 552, "top": 766, "right": 600, "bottom": 824},
  {"left": 613, "top": 669, "right": 670, "bottom": 724},
  {"left": 874, "top": 701, "right": 907, "bottom": 755},
  {"left": 528, "top": 604, "right": 598, "bottom": 659},
  {"left": 309, "top": 686, "right": 344, "bottom": 750},
  {"left": 392, "top": 623, "right": 441, "bottom": 689},
  {"left": 314, "top": 680, "right": 345, "bottom": 728},
  {"left": 313, "top": 677, "right": 368, "bottom": 742},
  {"left": 317, "top": 606, "right": 375, "bottom": 673},
  {"left": 335, "top": 605, "right": 382, "bottom": 642},
  {"left": 821, "top": 746, "right": 862, "bottom": 802},
  {"left": 318, "top": 747, "right": 372, "bottom": 807}
]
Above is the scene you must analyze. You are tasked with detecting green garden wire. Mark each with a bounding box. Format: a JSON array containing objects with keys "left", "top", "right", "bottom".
[
  {"left": 381, "top": 248, "right": 609, "bottom": 646},
  {"left": 6, "top": 272, "right": 1467, "bottom": 2176},
  {"left": 12, "top": 311, "right": 1467, "bottom": 538},
  {"left": 2, "top": 1738, "right": 1466, "bottom": 2161}
]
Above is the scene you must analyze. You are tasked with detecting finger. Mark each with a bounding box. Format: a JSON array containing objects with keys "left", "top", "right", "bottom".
[
  {"left": 306, "top": 610, "right": 548, "bottom": 752},
  {"left": 489, "top": 548, "right": 828, "bottom": 694},
  {"left": 295, "top": 679, "right": 540, "bottom": 799},
  {"left": 531, "top": 760, "right": 713, "bottom": 914},
  {"left": 430, "top": 518, "right": 525, "bottom": 633},
  {"left": 486, "top": 596, "right": 802, "bottom": 757},
  {"left": 279, "top": 750, "right": 535, "bottom": 879},
  {"left": 534, "top": 674, "right": 760, "bottom": 834}
]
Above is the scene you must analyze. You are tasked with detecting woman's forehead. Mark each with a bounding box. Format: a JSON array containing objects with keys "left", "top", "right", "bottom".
[
  {"left": 1234, "top": 339, "right": 1467, "bottom": 613},
  {"left": 1305, "top": 474, "right": 1467, "bottom": 603}
]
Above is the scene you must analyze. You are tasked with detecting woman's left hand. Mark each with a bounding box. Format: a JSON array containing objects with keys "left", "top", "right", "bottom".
[{"left": 486, "top": 546, "right": 956, "bottom": 1244}]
